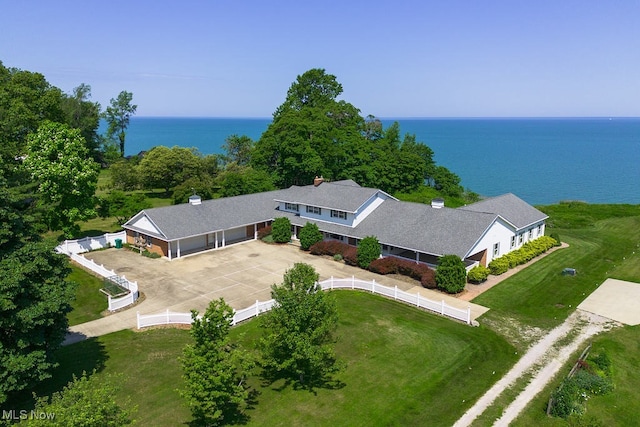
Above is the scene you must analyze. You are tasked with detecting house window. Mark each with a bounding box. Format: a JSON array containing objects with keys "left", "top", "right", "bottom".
[
  {"left": 493, "top": 243, "right": 500, "bottom": 257},
  {"left": 306, "top": 205, "right": 321, "bottom": 215},
  {"left": 537, "top": 224, "right": 542, "bottom": 236},
  {"left": 510, "top": 236, "right": 516, "bottom": 249},
  {"left": 528, "top": 229, "right": 533, "bottom": 239},
  {"left": 331, "top": 210, "right": 347, "bottom": 219},
  {"left": 518, "top": 234, "right": 524, "bottom": 245},
  {"left": 285, "top": 202, "right": 299, "bottom": 212}
]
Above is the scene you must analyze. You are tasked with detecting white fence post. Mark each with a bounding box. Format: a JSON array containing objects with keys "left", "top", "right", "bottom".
[
  {"left": 255, "top": 300, "right": 259, "bottom": 317},
  {"left": 331, "top": 276, "right": 334, "bottom": 290},
  {"left": 394, "top": 285, "right": 397, "bottom": 300},
  {"left": 166, "top": 309, "right": 170, "bottom": 325}
]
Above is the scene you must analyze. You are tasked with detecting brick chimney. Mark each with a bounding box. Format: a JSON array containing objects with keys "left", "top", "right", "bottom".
[{"left": 313, "top": 176, "right": 324, "bottom": 186}]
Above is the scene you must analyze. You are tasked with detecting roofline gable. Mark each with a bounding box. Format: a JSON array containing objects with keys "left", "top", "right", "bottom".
[{"left": 123, "top": 210, "right": 167, "bottom": 239}]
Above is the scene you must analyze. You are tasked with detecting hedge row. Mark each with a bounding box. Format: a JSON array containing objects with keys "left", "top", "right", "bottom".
[
  {"left": 309, "top": 240, "right": 357, "bottom": 266},
  {"left": 368, "top": 257, "right": 436, "bottom": 289},
  {"left": 488, "top": 236, "right": 558, "bottom": 275},
  {"left": 467, "top": 265, "right": 490, "bottom": 283}
]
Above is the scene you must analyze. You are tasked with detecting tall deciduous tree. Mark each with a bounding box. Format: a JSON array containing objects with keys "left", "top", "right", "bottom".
[
  {"left": 30, "top": 372, "right": 135, "bottom": 426},
  {"left": 0, "top": 174, "right": 76, "bottom": 404},
  {"left": 137, "top": 145, "right": 204, "bottom": 193},
  {"left": 61, "top": 83, "right": 102, "bottom": 161},
  {"left": 24, "top": 121, "right": 100, "bottom": 237},
  {"left": 259, "top": 263, "right": 339, "bottom": 388},
  {"left": 104, "top": 90, "right": 137, "bottom": 156},
  {"left": 222, "top": 134, "right": 254, "bottom": 166},
  {"left": 181, "top": 299, "right": 252, "bottom": 426}
]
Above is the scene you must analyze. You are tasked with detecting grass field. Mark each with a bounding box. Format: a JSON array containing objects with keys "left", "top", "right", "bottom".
[
  {"left": 66, "top": 265, "right": 108, "bottom": 326},
  {"left": 25, "top": 202, "right": 640, "bottom": 426},
  {"left": 472, "top": 205, "right": 640, "bottom": 425},
  {"left": 15, "top": 292, "right": 516, "bottom": 427}
]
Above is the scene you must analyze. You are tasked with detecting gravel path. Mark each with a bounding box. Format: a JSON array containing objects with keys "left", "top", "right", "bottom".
[{"left": 453, "top": 310, "right": 617, "bottom": 427}]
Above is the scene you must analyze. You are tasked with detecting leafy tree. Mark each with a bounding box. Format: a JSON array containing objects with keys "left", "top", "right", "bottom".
[
  {"left": 24, "top": 121, "right": 100, "bottom": 237},
  {"left": 0, "top": 175, "right": 75, "bottom": 404},
  {"left": 108, "top": 159, "right": 141, "bottom": 191},
  {"left": 435, "top": 254, "right": 467, "bottom": 294},
  {"left": 271, "top": 217, "right": 291, "bottom": 243},
  {"left": 61, "top": 83, "right": 102, "bottom": 161},
  {"left": 137, "top": 145, "right": 204, "bottom": 193},
  {"left": 218, "top": 165, "right": 275, "bottom": 197},
  {"left": 222, "top": 134, "right": 253, "bottom": 166},
  {"left": 98, "top": 191, "right": 152, "bottom": 225},
  {"left": 299, "top": 222, "right": 323, "bottom": 250},
  {"left": 432, "top": 165, "right": 463, "bottom": 197},
  {"left": 30, "top": 372, "right": 135, "bottom": 426},
  {"left": 181, "top": 299, "right": 252, "bottom": 426},
  {"left": 357, "top": 236, "right": 381, "bottom": 269},
  {"left": 259, "top": 263, "right": 339, "bottom": 387},
  {"left": 172, "top": 175, "right": 216, "bottom": 205},
  {"left": 103, "top": 90, "right": 137, "bottom": 156},
  {"left": 0, "top": 61, "right": 65, "bottom": 180}
]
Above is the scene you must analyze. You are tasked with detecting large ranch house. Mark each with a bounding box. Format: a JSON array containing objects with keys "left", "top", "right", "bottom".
[{"left": 123, "top": 178, "right": 548, "bottom": 269}]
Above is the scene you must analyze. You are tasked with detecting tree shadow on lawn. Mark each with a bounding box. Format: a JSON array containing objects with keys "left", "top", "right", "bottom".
[
  {"left": 259, "top": 367, "right": 346, "bottom": 396},
  {"left": 2, "top": 338, "right": 109, "bottom": 412}
]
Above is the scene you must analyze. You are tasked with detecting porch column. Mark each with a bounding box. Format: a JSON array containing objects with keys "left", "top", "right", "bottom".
[
  {"left": 222, "top": 230, "right": 226, "bottom": 247},
  {"left": 254, "top": 223, "right": 258, "bottom": 240},
  {"left": 416, "top": 252, "right": 419, "bottom": 263},
  {"left": 168, "top": 241, "right": 172, "bottom": 260},
  {"left": 215, "top": 231, "right": 219, "bottom": 249},
  {"left": 177, "top": 239, "right": 181, "bottom": 258}
]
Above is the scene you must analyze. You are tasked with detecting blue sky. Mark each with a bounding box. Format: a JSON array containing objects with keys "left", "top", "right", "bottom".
[{"left": 2, "top": 1, "right": 639, "bottom": 117}]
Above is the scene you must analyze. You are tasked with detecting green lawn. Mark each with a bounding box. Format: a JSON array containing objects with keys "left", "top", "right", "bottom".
[
  {"left": 17, "top": 292, "right": 516, "bottom": 427},
  {"left": 66, "top": 265, "right": 108, "bottom": 326},
  {"left": 473, "top": 214, "right": 640, "bottom": 350}
]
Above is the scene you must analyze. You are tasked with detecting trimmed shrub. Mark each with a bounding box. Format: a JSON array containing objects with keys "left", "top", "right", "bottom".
[
  {"left": 467, "top": 265, "right": 490, "bottom": 283},
  {"left": 309, "top": 240, "right": 350, "bottom": 256},
  {"left": 343, "top": 246, "right": 358, "bottom": 266},
  {"left": 271, "top": 217, "right": 291, "bottom": 243},
  {"left": 420, "top": 268, "right": 437, "bottom": 289},
  {"left": 299, "top": 222, "right": 323, "bottom": 251},
  {"left": 369, "top": 256, "right": 436, "bottom": 288},
  {"left": 333, "top": 254, "right": 343, "bottom": 261},
  {"left": 257, "top": 225, "right": 272, "bottom": 239},
  {"left": 489, "top": 236, "right": 558, "bottom": 275},
  {"left": 436, "top": 255, "right": 467, "bottom": 294},
  {"left": 357, "top": 236, "right": 381, "bottom": 269},
  {"left": 550, "top": 232, "right": 562, "bottom": 246}
]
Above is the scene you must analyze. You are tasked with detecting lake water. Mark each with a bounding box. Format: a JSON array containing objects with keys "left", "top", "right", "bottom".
[{"left": 114, "top": 117, "right": 640, "bottom": 205}]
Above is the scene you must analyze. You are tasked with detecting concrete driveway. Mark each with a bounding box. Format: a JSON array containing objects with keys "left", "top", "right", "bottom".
[{"left": 65, "top": 240, "right": 488, "bottom": 343}]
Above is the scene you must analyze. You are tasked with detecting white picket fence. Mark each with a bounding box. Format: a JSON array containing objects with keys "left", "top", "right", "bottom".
[
  {"left": 137, "top": 276, "right": 471, "bottom": 329},
  {"left": 56, "top": 232, "right": 139, "bottom": 312},
  {"left": 55, "top": 231, "right": 126, "bottom": 255}
]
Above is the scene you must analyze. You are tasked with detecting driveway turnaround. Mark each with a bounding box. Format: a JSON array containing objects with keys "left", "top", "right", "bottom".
[
  {"left": 577, "top": 278, "right": 640, "bottom": 325},
  {"left": 64, "top": 240, "right": 488, "bottom": 344}
]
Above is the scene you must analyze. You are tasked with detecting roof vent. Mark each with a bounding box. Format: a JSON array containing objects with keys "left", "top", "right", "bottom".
[
  {"left": 313, "top": 176, "right": 324, "bottom": 186},
  {"left": 188, "top": 194, "right": 202, "bottom": 206},
  {"left": 431, "top": 198, "right": 444, "bottom": 209}
]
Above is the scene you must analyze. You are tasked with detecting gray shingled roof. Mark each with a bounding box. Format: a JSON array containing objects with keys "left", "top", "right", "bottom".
[
  {"left": 459, "top": 193, "right": 548, "bottom": 230},
  {"left": 283, "top": 200, "right": 498, "bottom": 258},
  {"left": 124, "top": 182, "right": 543, "bottom": 259},
  {"left": 274, "top": 181, "right": 382, "bottom": 213},
  {"left": 125, "top": 189, "right": 288, "bottom": 241}
]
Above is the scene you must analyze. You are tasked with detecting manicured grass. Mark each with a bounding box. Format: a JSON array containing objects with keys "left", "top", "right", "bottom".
[
  {"left": 473, "top": 215, "right": 640, "bottom": 345},
  {"left": 67, "top": 265, "right": 108, "bottom": 326},
  {"left": 513, "top": 325, "right": 640, "bottom": 427},
  {"left": 18, "top": 292, "right": 516, "bottom": 427}
]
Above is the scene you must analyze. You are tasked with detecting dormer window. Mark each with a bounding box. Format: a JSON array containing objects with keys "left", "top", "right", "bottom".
[
  {"left": 285, "top": 203, "right": 299, "bottom": 212},
  {"left": 331, "top": 210, "right": 347, "bottom": 219},
  {"left": 306, "top": 206, "right": 321, "bottom": 215}
]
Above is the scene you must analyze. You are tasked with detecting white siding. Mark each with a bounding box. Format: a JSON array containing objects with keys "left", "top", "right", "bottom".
[
  {"left": 353, "top": 193, "right": 388, "bottom": 226},
  {"left": 467, "top": 218, "right": 515, "bottom": 264},
  {"left": 130, "top": 215, "right": 161, "bottom": 235}
]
